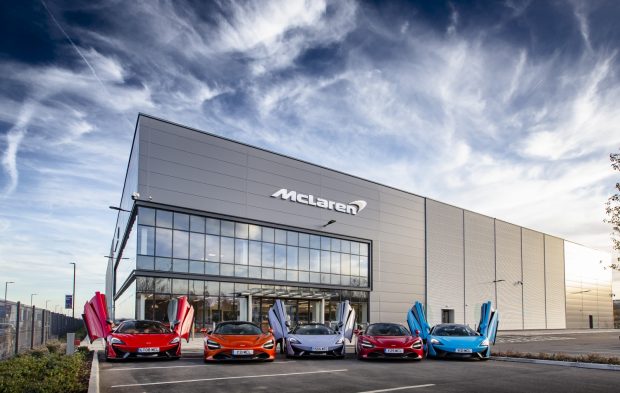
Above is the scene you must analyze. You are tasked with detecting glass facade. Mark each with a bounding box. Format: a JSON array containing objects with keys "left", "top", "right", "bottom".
[
  {"left": 113, "top": 206, "right": 371, "bottom": 326},
  {"left": 133, "top": 207, "right": 371, "bottom": 288},
  {"left": 134, "top": 276, "right": 369, "bottom": 329}
]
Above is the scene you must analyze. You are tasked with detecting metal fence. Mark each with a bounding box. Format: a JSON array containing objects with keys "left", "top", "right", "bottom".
[{"left": 0, "top": 300, "right": 82, "bottom": 360}]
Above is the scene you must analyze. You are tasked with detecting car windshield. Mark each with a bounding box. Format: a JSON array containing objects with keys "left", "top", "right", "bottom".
[
  {"left": 214, "top": 322, "right": 262, "bottom": 335},
  {"left": 432, "top": 324, "right": 479, "bottom": 337},
  {"left": 366, "top": 323, "right": 410, "bottom": 336},
  {"left": 292, "top": 324, "right": 335, "bottom": 335},
  {"left": 116, "top": 321, "right": 170, "bottom": 334}
]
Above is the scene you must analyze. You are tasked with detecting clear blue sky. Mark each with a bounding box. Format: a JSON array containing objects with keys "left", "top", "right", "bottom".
[{"left": 1, "top": 0, "right": 619, "bottom": 309}]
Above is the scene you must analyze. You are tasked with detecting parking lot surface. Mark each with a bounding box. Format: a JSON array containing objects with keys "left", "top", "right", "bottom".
[
  {"left": 98, "top": 352, "right": 620, "bottom": 393},
  {"left": 494, "top": 331, "right": 620, "bottom": 357}
]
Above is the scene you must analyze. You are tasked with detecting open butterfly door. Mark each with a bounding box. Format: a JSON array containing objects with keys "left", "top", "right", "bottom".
[
  {"left": 167, "top": 296, "right": 195, "bottom": 342},
  {"left": 477, "top": 301, "right": 499, "bottom": 356},
  {"left": 267, "top": 299, "right": 289, "bottom": 342},
  {"left": 336, "top": 300, "right": 356, "bottom": 341},
  {"left": 406, "top": 301, "right": 431, "bottom": 341},
  {"left": 82, "top": 292, "right": 111, "bottom": 343}
]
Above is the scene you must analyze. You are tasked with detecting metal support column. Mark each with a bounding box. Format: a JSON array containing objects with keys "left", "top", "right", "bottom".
[
  {"left": 247, "top": 294, "right": 252, "bottom": 322},
  {"left": 14, "top": 302, "right": 20, "bottom": 355},
  {"left": 30, "top": 306, "right": 35, "bottom": 349}
]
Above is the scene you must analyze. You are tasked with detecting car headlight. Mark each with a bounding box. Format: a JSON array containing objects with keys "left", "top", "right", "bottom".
[
  {"left": 263, "top": 339, "right": 275, "bottom": 349},
  {"left": 335, "top": 337, "right": 345, "bottom": 345},
  {"left": 430, "top": 338, "right": 442, "bottom": 345},
  {"left": 206, "top": 339, "right": 221, "bottom": 349},
  {"left": 412, "top": 340, "right": 422, "bottom": 349},
  {"left": 360, "top": 340, "right": 374, "bottom": 348},
  {"left": 169, "top": 337, "right": 180, "bottom": 344},
  {"left": 480, "top": 338, "right": 490, "bottom": 347},
  {"left": 110, "top": 337, "right": 125, "bottom": 345},
  {"left": 288, "top": 337, "right": 300, "bottom": 344}
]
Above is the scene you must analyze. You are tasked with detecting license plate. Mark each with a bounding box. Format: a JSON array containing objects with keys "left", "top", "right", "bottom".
[
  {"left": 232, "top": 349, "right": 253, "bottom": 355},
  {"left": 312, "top": 347, "right": 329, "bottom": 351},
  {"left": 137, "top": 347, "right": 159, "bottom": 353},
  {"left": 384, "top": 348, "right": 404, "bottom": 354},
  {"left": 455, "top": 348, "right": 472, "bottom": 353}
]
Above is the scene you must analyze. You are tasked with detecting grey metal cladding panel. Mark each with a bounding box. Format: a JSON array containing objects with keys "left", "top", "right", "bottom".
[
  {"left": 142, "top": 186, "right": 248, "bottom": 218},
  {"left": 143, "top": 156, "right": 246, "bottom": 192},
  {"left": 142, "top": 140, "right": 247, "bottom": 179},
  {"left": 521, "top": 229, "right": 546, "bottom": 329},
  {"left": 544, "top": 235, "right": 566, "bottom": 329},
  {"left": 495, "top": 220, "right": 523, "bottom": 330},
  {"left": 427, "top": 200, "right": 464, "bottom": 325},
  {"left": 140, "top": 117, "right": 248, "bottom": 156},
  {"left": 141, "top": 125, "right": 248, "bottom": 167},
  {"left": 247, "top": 155, "right": 324, "bottom": 188},
  {"left": 464, "top": 212, "right": 495, "bottom": 327},
  {"left": 143, "top": 172, "right": 245, "bottom": 205}
]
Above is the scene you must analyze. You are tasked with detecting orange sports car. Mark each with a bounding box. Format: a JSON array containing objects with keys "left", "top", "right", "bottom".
[{"left": 203, "top": 321, "right": 276, "bottom": 362}]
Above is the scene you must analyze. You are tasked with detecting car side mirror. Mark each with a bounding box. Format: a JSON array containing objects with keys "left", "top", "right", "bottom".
[
  {"left": 354, "top": 329, "right": 361, "bottom": 336},
  {"left": 337, "top": 322, "right": 344, "bottom": 328},
  {"left": 200, "top": 328, "right": 207, "bottom": 334},
  {"left": 207, "top": 330, "right": 213, "bottom": 335},
  {"left": 415, "top": 329, "right": 420, "bottom": 336},
  {"left": 285, "top": 321, "right": 290, "bottom": 328},
  {"left": 106, "top": 319, "right": 114, "bottom": 325}
]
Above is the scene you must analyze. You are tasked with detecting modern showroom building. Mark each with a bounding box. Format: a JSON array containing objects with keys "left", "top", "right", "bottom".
[{"left": 106, "top": 114, "right": 614, "bottom": 331}]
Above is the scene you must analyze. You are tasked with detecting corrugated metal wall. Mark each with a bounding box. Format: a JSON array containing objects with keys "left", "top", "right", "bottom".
[
  {"left": 464, "top": 212, "right": 496, "bottom": 328},
  {"left": 565, "top": 241, "right": 613, "bottom": 328},
  {"left": 495, "top": 221, "right": 523, "bottom": 330},
  {"left": 426, "top": 200, "right": 464, "bottom": 325},
  {"left": 522, "top": 229, "right": 546, "bottom": 329},
  {"left": 544, "top": 235, "right": 566, "bottom": 329}
]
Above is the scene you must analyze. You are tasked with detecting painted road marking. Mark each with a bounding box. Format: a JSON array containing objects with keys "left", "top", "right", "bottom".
[
  {"left": 111, "top": 368, "right": 348, "bottom": 388},
  {"left": 357, "top": 385, "right": 435, "bottom": 393},
  {"left": 106, "top": 361, "right": 295, "bottom": 372}
]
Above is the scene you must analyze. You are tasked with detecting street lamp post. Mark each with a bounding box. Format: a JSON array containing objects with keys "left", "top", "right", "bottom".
[
  {"left": 30, "top": 293, "right": 38, "bottom": 307},
  {"left": 69, "top": 262, "right": 76, "bottom": 318},
  {"left": 4, "top": 281, "right": 14, "bottom": 303}
]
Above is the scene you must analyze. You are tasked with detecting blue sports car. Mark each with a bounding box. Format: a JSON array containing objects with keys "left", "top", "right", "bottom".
[
  {"left": 407, "top": 301, "right": 499, "bottom": 360},
  {"left": 268, "top": 299, "right": 355, "bottom": 358}
]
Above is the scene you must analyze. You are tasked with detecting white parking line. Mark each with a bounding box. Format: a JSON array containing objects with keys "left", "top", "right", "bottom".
[
  {"left": 357, "top": 385, "right": 435, "bottom": 393},
  {"left": 110, "top": 368, "right": 348, "bottom": 388},
  {"left": 106, "top": 361, "right": 295, "bottom": 372}
]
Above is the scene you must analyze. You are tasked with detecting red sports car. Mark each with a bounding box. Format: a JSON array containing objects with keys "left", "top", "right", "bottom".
[
  {"left": 356, "top": 322, "right": 424, "bottom": 360},
  {"left": 83, "top": 292, "right": 194, "bottom": 361}
]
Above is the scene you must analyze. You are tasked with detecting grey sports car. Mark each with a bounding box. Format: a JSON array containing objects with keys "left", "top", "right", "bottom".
[{"left": 268, "top": 299, "right": 356, "bottom": 358}]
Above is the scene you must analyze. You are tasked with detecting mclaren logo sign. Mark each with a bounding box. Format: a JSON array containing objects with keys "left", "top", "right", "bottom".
[{"left": 271, "top": 189, "right": 367, "bottom": 215}]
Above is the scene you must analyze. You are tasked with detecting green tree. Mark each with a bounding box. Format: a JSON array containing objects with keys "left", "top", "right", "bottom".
[{"left": 605, "top": 149, "right": 620, "bottom": 270}]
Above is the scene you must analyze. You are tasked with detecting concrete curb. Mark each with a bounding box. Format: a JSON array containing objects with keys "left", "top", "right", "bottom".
[
  {"left": 87, "top": 350, "right": 99, "bottom": 393},
  {"left": 492, "top": 356, "right": 620, "bottom": 371}
]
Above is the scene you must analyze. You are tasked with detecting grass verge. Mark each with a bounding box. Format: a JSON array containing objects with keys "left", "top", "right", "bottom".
[
  {"left": 0, "top": 344, "right": 91, "bottom": 393},
  {"left": 492, "top": 350, "right": 620, "bottom": 365}
]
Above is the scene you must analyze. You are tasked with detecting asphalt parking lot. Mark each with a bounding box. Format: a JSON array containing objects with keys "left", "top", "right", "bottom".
[
  {"left": 98, "top": 352, "right": 620, "bottom": 393},
  {"left": 494, "top": 331, "right": 620, "bottom": 357}
]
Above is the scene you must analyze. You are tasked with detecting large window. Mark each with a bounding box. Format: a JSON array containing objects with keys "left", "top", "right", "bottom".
[{"left": 136, "top": 207, "right": 371, "bottom": 288}]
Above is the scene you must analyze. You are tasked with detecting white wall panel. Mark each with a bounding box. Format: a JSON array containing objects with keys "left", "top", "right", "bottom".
[
  {"left": 522, "top": 229, "right": 546, "bottom": 329},
  {"left": 427, "top": 200, "right": 464, "bottom": 325},
  {"left": 495, "top": 221, "right": 523, "bottom": 330},
  {"left": 464, "top": 212, "right": 495, "bottom": 328},
  {"left": 565, "top": 242, "right": 613, "bottom": 328},
  {"left": 544, "top": 235, "right": 566, "bottom": 329}
]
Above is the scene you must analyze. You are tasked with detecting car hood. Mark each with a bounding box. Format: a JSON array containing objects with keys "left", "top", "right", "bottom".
[
  {"left": 289, "top": 334, "right": 342, "bottom": 346},
  {"left": 111, "top": 333, "right": 177, "bottom": 346},
  {"left": 364, "top": 336, "right": 417, "bottom": 346},
  {"left": 430, "top": 335, "right": 485, "bottom": 347},
  {"left": 207, "top": 334, "right": 272, "bottom": 346}
]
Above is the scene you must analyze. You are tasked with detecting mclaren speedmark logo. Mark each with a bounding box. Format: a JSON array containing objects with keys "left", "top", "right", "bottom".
[{"left": 271, "top": 189, "right": 367, "bottom": 215}]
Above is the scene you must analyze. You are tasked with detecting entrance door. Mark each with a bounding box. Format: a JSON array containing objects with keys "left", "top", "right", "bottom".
[
  {"left": 441, "top": 309, "right": 454, "bottom": 324},
  {"left": 297, "top": 301, "right": 309, "bottom": 325},
  {"left": 285, "top": 300, "right": 298, "bottom": 326}
]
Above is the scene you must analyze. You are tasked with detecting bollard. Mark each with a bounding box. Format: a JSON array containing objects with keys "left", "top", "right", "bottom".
[{"left": 66, "top": 332, "right": 75, "bottom": 355}]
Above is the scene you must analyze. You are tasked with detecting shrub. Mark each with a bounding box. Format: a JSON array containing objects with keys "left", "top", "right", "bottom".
[
  {"left": 45, "top": 340, "right": 63, "bottom": 354},
  {"left": 0, "top": 351, "right": 89, "bottom": 393}
]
